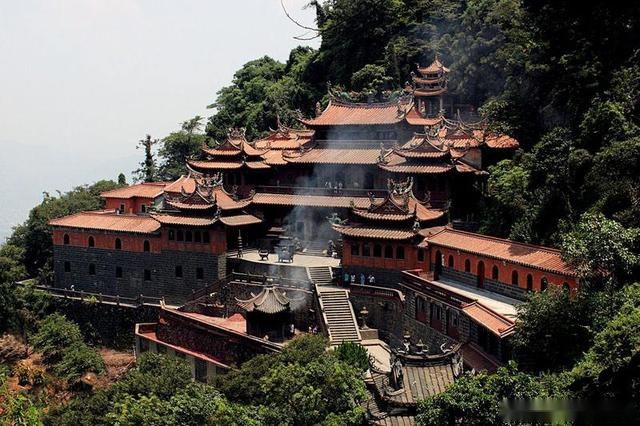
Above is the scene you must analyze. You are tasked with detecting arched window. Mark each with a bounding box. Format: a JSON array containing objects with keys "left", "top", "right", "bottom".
[
  {"left": 434, "top": 250, "right": 442, "bottom": 279},
  {"left": 540, "top": 277, "right": 548, "bottom": 292},
  {"left": 464, "top": 259, "right": 471, "bottom": 273},
  {"left": 384, "top": 245, "right": 394, "bottom": 259},
  {"left": 373, "top": 244, "right": 382, "bottom": 257},
  {"left": 417, "top": 248, "right": 425, "bottom": 262},
  {"left": 526, "top": 274, "right": 533, "bottom": 291},
  {"left": 143, "top": 240, "right": 150, "bottom": 252},
  {"left": 448, "top": 255, "right": 454, "bottom": 268},
  {"left": 115, "top": 238, "right": 122, "bottom": 250},
  {"left": 492, "top": 265, "right": 499, "bottom": 280},
  {"left": 63, "top": 234, "right": 70, "bottom": 245},
  {"left": 88, "top": 236, "right": 95, "bottom": 248},
  {"left": 477, "top": 261, "right": 485, "bottom": 289},
  {"left": 562, "top": 282, "right": 570, "bottom": 292},
  {"left": 511, "top": 270, "right": 519, "bottom": 285},
  {"left": 396, "top": 246, "right": 405, "bottom": 260}
]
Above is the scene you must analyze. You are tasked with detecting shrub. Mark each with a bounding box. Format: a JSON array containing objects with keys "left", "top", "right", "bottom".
[
  {"left": 334, "top": 341, "right": 370, "bottom": 372},
  {"left": 31, "top": 313, "right": 83, "bottom": 364},
  {"left": 53, "top": 342, "right": 104, "bottom": 383}
]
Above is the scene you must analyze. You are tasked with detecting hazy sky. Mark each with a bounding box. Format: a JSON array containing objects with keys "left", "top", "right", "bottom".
[{"left": 0, "top": 0, "right": 319, "bottom": 241}]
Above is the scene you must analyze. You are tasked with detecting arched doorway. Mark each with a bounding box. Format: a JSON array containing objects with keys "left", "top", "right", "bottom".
[
  {"left": 434, "top": 250, "right": 442, "bottom": 280},
  {"left": 477, "top": 261, "right": 485, "bottom": 289}
]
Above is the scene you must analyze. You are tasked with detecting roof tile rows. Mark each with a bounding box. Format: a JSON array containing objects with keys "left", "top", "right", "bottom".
[
  {"left": 461, "top": 302, "right": 515, "bottom": 337},
  {"left": 300, "top": 98, "right": 411, "bottom": 126},
  {"left": 100, "top": 183, "right": 167, "bottom": 199},
  {"left": 334, "top": 225, "right": 417, "bottom": 241},
  {"left": 49, "top": 211, "right": 161, "bottom": 234},
  {"left": 252, "top": 193, "right": 380, "bottom": 209},
  {"left": 425, "top": 227, "right": 575, "bottom": 275}
]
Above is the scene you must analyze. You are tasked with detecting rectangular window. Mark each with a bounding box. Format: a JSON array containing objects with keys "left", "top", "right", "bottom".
[
  {"left": 196, "top": 267, "right": 204, "bottom": 280},
  {"left": 194, "top": 231, "right": 201, "bottom": 243},
  {"left": 362, "top": 243, "right": 371, "bottom": 257},
  {"left": 64, "top": 261, "right": 71, "bottom": 272},
  {"left": 89, "top": 263, "right": 96, "bottom": 275},
  {"left": 195, "top": 359, "right": 207, "bottom": 383},
  {"left": 177, "top": 230, "right": 184, "bottom": 241},
  {"left": 141, "top": 204, "right": 147, "bottom": 213},
  {"left": 144, "top": 269, "right": 151, "bottom": 281},
  {"left": 350, "top": 243, "right": 360, "bottom": 256},
  {"left": 185, "top": 230, "right": 192, "bottom": 242},
  {"left": 175, "top": 265, "right": 183, "bottom": 278},
  {"left": 202, "top": 231, "right": 210, "bottom": 244},
  {"left": 116, "top": 266, "right": 123, "bottom": 278},
  {"left": 168, "top": 229, "right": 175, "bottom": 240}
]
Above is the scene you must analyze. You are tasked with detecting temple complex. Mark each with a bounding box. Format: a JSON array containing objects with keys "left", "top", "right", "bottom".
[{"left": 50, "top": 56, "right": 579, "bottom": 405}]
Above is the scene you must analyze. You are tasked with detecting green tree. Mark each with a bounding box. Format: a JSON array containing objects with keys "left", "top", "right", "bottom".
[
  {"left": 512, "top": 286, "right": 593, "bottom": 372},
  {"left": 561, "top": 212, "right": 640, "bottom": 285},
  {"left": 334, "top": 341, "right": 370, "bottom": 372},
  {"left": 571, "top": 284, "right": 640, "bottom": 402},
  {"left": 31, "top": 313, "right": 84, "bottom": 365},
  {"left": 157, "top": 116, "right": 208, "bottom": 181},
  {"left": 117, "top": 173, "right": 127, "bottom": 185},
  {"left": 416, "top": 362, "right": 546, "bottom": 426},
  {"left": 133, "top": 134, "right": 158, "bottom": 182}
]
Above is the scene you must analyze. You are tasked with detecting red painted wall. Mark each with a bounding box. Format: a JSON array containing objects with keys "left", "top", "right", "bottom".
[
  {"left": 105, "top": 197, "right": 153, "bottom": 214},
  {"left": 428, "top": 245, "right": 579, "bottom": 291},
  {"left": 342, "top": 239, "right": 429, "bottom": 271},
  {"left": 53, "top": 227, "right": 226, "bottom": 254}
]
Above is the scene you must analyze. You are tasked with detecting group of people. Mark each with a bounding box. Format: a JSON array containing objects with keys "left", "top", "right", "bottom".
[{"left": 343, "top": 272, "right": 376, "bottom": 286}]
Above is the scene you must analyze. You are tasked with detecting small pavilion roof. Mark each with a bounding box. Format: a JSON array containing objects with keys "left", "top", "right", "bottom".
[
  {"left": 49, "top": 211, "right": 161, "bottom": 234},
  {"left": 417, "top": 57, "right": 450, "bottom": 75},
  {"left": 461, "top": 302, "right": 515, "bottom": 337},
  {"left": 423, "top": 227, "right": 576, "bottom": 276},
  {"left": 299, "top": 97, "right": 412, "bottom": 127},
  {"left": 236, "top": 287, "right": 291, "bottom": 314},
  {"left": 100, "top": 182, "right": 167, "bottom": 199}
]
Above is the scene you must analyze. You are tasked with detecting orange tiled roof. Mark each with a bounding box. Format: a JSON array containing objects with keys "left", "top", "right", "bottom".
[
  {"left": 462, "top": 302, "right": 515, "bottom": 337},
  {"left": 150, "top": 214, "right": 216, "bottom": 227},
  {"left": 334, "top": 225, "right": 417, "bottom": 240},
  {"left": 100, "top": 183, "right": 167, "bottom": 199},
  {"left": 417, "top": 57, "right": 450, "bottom": 75},
  {"left": 49, "top": 211, "right": 161, "bottom": 234},
  {"left": 164, "top": 175, "right": 196, "bottom": 194},
  {"left": 405, "top": 107, "right": 443, "bottom": 126},
  {"left": 285, "top": 148, "right": 382, "bottom": 165},
  {"left": 187, "top": 160, "right": 270, "bottom": 170},
  {"left": 252, "top": 193, "right": 380, "bottom": 209},
  {"left": 300, "top": 98, "right": 411, "bottom": 126},
  {"left": 378, "top": 162, "right": 454, "bottom": 174},
  {"left": 461, "top": 342, "right": 501, "bottom": 373},
  {"left": 219, "top": 214, "right": 262, "bottom": 227},
  {"left": 424, "top": 227, "right": 576, "bottom": 276}
]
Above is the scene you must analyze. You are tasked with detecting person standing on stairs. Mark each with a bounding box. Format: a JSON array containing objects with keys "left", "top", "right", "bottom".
[{"left": 360, "top": 273, "right": 366, "bottom": 285}]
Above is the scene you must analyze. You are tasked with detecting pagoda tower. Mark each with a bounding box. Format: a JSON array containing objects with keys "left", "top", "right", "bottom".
[{"left": 410, "top": 55, "right": 449, "bottom": 119}]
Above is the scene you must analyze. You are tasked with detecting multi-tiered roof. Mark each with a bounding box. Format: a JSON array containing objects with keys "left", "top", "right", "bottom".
[{"left": 334, "top": 177, "right": 446, "bottom": 241}]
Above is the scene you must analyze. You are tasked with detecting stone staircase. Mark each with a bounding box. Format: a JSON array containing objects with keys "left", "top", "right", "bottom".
[
  {"left": 301, "top": 241, "right": 327, "bottom": 257},
  {"left": 317, "top": 288, "right": 361, "bottom": 344},
  {"left": 307, "top": 266, "right": 334, "bottom": 287}
]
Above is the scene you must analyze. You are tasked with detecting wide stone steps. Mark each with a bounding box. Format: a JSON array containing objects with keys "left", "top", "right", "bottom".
[
  {"left": 316, "top": 288, "right": 361, "bottom": 344},
  {"left": 308, "top": 266, "right": 333, "bottom": 286}
]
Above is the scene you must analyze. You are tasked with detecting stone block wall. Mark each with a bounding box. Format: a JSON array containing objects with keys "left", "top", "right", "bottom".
[
  {"left": 53, "top": 245, "right": 226, "bottom": 304},
  {"left": 439, "top": 266, "right": 526, "bottom": 300},
  {"left": 348, "top": 286, "right": 404, "bottom": 346},
  {"left": 341, "top": 266, "right": 402, "bottom": 289}
]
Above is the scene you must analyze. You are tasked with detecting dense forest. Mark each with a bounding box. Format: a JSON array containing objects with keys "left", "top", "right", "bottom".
[{"left": 1, "top": 0, "right": 640, "bottom": 424}]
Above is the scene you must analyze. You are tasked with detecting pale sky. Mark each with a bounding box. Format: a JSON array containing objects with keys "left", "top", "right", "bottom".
[{"left": 0, "top": 0, "right": 319, "bottom": 241}]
